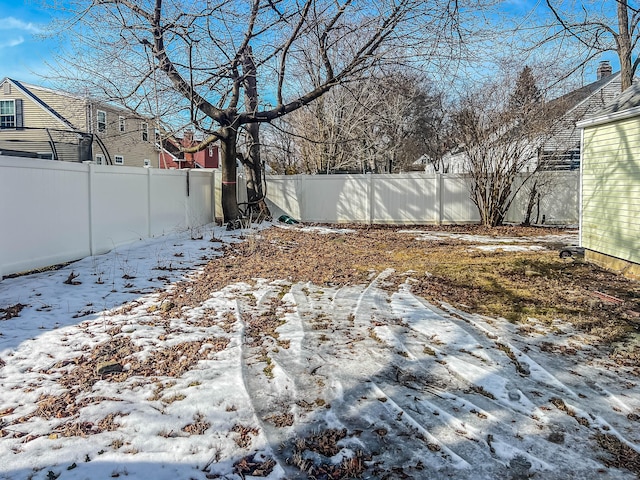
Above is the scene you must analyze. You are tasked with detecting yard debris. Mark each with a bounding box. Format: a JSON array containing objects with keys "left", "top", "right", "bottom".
[
  {"left": 592, "top": 291, "right": 625, "bottom": 304},
  {"left": 233, "top": 454, "right": 276, "bottom": 478},
  {"left": 0, "top": 303, "right": 28, "bottom": 320},
  {"left": 278, "top": 214, "right": 299, "bottom": 225},
  {"left": 63, "top": 271, "right": 81, "bottom": 285},
  {"left": 95, "top": 360, "right": 123, "bottom": 376},
  {"left": 559, "top": 246, "right": 585, "bottom": 259}
]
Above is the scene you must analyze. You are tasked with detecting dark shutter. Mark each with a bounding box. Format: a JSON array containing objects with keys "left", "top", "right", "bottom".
[{"left": 15, "top": 98, "right": 23, "bottom": 129}]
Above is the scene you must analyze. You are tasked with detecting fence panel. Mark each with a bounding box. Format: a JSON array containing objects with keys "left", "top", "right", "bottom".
[
  {"left": 505, "top": 172, "right": 579, "bottom": 225},
  {"left": 0, "top": 157, "right": 215, "bottom": 278},
  {"left": 440, "top": 175, "right": 481, "bottom": 224},
  {"left": 266, "top": 172, "right": 577, "bottom": 225},
  {"left": 302, "top": 175, "right": 370, "bottom": 223},
  {"left": 91, "top": 165, "right": 150, "bottom": 254},
  {"left": 371, "top": 174, "right": 439, "bottom": 224},
  {"left": 149, "top": 168, "right": 188, "bottom": 237},
  {"left": 187, "top": 170, "right": 215, "bottom": 228},
  {"left": 265, "top": 176, "right": 302, "bottom": 220},
  {"left": 0, "top": 157, "right": 91, "bottom": 277}
]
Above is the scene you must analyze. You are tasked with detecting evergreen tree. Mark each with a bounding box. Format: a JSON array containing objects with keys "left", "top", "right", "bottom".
[{"left": 509, "top": 66, "right": 542, "bottom": 117}]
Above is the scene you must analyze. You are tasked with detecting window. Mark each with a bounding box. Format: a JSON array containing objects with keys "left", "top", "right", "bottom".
[
  {"left": 143, "top": 159, "right": 151, "bottom": 167},
  {"left": 97, "top": 110, "right": 106, "bottom": 133},
  {"left": 3, "top": 82, "right": 10, "bottom": 95},
  {"left": 114, "top": 155, "right": 124, "bottom": 165},
  {"left": 0, "top": 100, "right": 15, "bottom": 128},
  {"left": 95, "top": 154, "right": 104, "bottom": 165},
  {"left": 141, "top": 122, "right": 148, "bottom": 141},
  {"left": 119, "top": 116, "right": 125, "bottom": 133}
]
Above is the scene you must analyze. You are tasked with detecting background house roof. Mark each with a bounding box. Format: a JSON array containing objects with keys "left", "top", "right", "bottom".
[
  {"left": 548, "top": 72, "right": 621, "bottom": 109},
  {"left": 577, "top": 80, "right": 640, "bottom": 128},
  {"left": 1, "top": 77, "right": 77, "bottom": 130}
]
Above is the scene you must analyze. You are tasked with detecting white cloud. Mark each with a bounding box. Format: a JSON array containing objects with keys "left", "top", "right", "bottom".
[
  {"left": 0, "top": 17, "right": 42, "bottom": 34},
  {"left": 0, "top": 36, "right": 25, "bottom": 49}
]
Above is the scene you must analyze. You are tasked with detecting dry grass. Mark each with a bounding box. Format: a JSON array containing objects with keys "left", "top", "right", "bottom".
[
  {"left": 231, "top": 424, "right": 260, "bottom": 449},
  {"left": 233, "top": 454, "right": 276, "bottom": 478},
  {"left": 182, "top": 413, "right": 210, "bottom": 435},
  {"left": 154, "top": 225, "right": 639, "bottom": 368}
]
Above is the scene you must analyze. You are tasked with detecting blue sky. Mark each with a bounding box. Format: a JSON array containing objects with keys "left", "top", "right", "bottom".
[
  {"left": 0, "top": 0, "right": 624, "bottom": 88},
  {"left": 0, "top": 0, "right": 60, "bottom": 84}
]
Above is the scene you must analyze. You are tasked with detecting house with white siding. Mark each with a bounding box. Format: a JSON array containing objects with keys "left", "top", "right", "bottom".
[
  {"left": 577, "top": 82, "right": 640, "bottom": 279},
  {"left": 0, "top": 78, "right": 159, "bottom": 167}
]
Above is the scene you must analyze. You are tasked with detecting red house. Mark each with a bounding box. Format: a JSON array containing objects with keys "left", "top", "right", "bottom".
[{"left": 159, "top": 130, "right": 219, "bottom": 169}]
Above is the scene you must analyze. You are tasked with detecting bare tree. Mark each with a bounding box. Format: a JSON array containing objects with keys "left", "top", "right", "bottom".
[
  {"left": 262, "top": 72, "right": 450, "bottom": 174},
  {"left": 545, "top": 0, "right": 639, "bottom": 91},
  {"left": 452, "top": 71, "right": 559, "bottom": 226},
  {"left": 51, "top": 0, "right": 463, "bottom": 227}
]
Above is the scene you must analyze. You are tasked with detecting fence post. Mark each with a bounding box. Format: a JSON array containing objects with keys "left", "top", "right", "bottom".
[
  {"left": 211, "top": 169, "right": 216, "bottom": 224},
  {"left": 147, "top": 167, "right": 152, "bottom": 237},
  {"left": 300, "top": 175, "right": 306, "bottom": 222},
  {"left": 437, "top": 173, "right": 443, "bottom": 225},
  {"left": 368, "top": 173, "right": 374, "bottom": 225},
  {"left": 88, "top": 162, "right": 96, "bottom": 256}
]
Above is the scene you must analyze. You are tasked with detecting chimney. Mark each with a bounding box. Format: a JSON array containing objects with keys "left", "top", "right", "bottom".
[
  {"left": 597, "top": 60, "right": 612, "bottom": 80},
  {"left": 182, "top": 129, "right": 194, "bottom": 147}
]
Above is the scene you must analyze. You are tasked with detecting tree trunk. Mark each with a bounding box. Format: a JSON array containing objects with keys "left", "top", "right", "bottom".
[
  {"left": 242, "top": 121, "right": 271, "bottom": 221},
  {"left": 618, "top": 0, "right": 634, "bottom": 91},
  {"left": 523, "top": 179, "right": 539, "bottom": 226},
  {"left": 220, "top": 125, "right": 241, "bottom": 228},
  {"left": 241, "top": 46, "right": 271, "bottom": 221}
]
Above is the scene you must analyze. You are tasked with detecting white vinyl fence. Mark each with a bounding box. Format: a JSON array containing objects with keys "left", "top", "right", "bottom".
[
  {"left": 0, "top": 156, "right": 216, "bottom": 278},
  {"left": 266, "top": 172, "right": 579, "bottom": 226}
]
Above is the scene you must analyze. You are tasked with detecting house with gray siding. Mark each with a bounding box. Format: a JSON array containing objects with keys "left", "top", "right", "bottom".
[
  {"left": 0, "top": 78, "right": 158, "bottom": 167},
  {"left": 433, "top": 61, "right": 624, "bottom": 174},
  {"left": 577, "top": 82, "right": 640, "bottom": 279}
]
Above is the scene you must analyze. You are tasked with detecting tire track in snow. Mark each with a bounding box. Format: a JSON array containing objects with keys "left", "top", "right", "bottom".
[
  {"left": 437, "top": 302, "right": 640, "bottom": 454},
  {"left": 369, "top": 382, "right": 471, "bottom": 470},
  {"left": 233, "top": 289, "right": 297, "bottom": 478},
  {"left": 367, "top": 290, "right": 633, "bottom": 478}
]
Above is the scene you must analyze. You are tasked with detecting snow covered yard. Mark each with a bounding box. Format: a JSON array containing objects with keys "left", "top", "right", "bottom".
[{"left": 1, "top": 224, "right": 639, "bottom": 480}]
